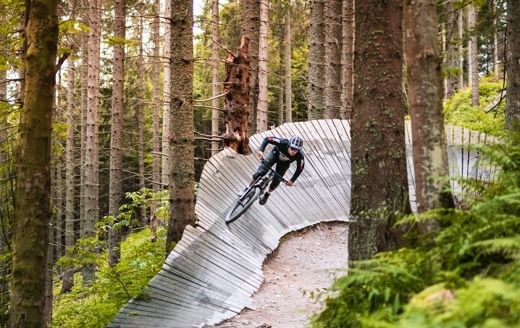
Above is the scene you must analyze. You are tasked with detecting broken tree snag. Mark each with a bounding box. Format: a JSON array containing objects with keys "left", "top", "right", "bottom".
[{"left": 223, "top": 36, "right": 251, "bottom": 154}]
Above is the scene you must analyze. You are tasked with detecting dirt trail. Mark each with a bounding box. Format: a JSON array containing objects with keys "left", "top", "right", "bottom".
[{"left": 213, "top": 222, "right": 349, "bottom": 328}]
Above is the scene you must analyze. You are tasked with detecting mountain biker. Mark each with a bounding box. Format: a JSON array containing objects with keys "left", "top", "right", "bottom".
[{"left": 252, "top": 135, "right": 305, "bottom": 205}]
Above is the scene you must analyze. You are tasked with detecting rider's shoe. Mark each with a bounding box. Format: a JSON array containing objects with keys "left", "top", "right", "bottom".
[{"left": 259, "top": 192, "right": 270, "bottom": 205}]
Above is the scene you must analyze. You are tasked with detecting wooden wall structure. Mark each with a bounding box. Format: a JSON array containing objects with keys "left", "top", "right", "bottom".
[{"left": 110, "top": 120, "right": 496, "bottom": 327}]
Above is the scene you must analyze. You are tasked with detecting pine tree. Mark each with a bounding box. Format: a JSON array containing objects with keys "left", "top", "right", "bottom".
[
  {"left": 167, "top": 0, "right": 195, "bottom": 253},
  {"left": 349, "top": 0, "right": 410, "bottom": 260},
  {"left": 506, "top": 0, "right": 520, "bottom": 129},
  {"left": 9, "top": 0, "right": 58, "bottom": 324},
  {"left": 108, "top": 0, "right": 126, "bottom": 266},
  {"left": 404, "top": 0, "right": 454, "bottom": 214}
]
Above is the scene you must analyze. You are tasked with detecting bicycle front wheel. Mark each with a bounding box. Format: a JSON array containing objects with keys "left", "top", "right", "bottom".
[{"left": 225, "top": 187, "right": 262, "bottom": 224}]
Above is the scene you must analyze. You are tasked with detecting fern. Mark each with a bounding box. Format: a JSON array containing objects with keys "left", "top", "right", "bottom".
[{"left": 313, "top": 130, "right": 520, "bottom": 327}]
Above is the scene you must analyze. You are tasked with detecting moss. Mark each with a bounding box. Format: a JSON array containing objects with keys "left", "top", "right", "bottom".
[{"left": 443, "top": 81, "right": 505, "bottom": 136}]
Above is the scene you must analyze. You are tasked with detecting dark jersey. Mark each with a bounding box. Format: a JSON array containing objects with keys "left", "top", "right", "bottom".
[{"left": 259, "top": 136, "right": 305, "bottom": 182}]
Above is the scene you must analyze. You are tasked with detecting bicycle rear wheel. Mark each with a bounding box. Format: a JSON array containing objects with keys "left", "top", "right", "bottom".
[{"left": 225, "top": 187, "right": 262, "bottom": 224}]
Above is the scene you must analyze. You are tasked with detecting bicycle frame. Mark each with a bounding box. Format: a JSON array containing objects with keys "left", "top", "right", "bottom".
[
  {"left": 241, "top": 168, "right": 286, "bottom": 201},
  {"left": 225, "top": 167, "right": 287, "bottom": 224}
]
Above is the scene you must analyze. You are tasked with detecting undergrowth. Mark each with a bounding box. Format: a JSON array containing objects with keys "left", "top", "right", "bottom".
[
  {"left": 443, "top": 78, "right": 506, "bottom": 136},
  {"left": 312, "top": 134, "right": 520, "bottom": 327},
  {"left": 52, "top": 227, "right": 167, "bottom": 327}
]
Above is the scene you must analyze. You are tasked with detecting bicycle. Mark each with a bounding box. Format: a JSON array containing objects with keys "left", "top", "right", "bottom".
[{"left": 224, "top": 167, "right": 287, "bottom": 225}]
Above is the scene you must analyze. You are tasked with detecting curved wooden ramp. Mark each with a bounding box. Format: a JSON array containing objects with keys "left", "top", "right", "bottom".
[
  {"left": 109, "top": 120, "right": 351, "bottom": 327},
  {"left": 110, "top": 120, "right": 495, "bottom": 327}
]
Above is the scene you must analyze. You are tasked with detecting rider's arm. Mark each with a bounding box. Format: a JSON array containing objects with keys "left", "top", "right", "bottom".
[
  {"left": 258, "top": 136, "right": 282, "bottom": 152},
  {"left": 289, "top": 155, "right": 305, "bottom": 183}
]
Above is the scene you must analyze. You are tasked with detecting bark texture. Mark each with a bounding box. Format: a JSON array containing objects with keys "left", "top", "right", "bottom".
[
  {"left": 84, "top": 0, "right": 101, "bottom": 237},
  {"left": 223, "top": 37, "right": 251, "bottom": 154},
  {"left": 150, "top": 0, "right": 161, "bottom": 240},
  {"left": 162, "top": 0, "right": 172, "bottom": 184},
  {"left": 241, "top": 0, "right": 260, "bottom": 132},
  {"left": 256, "top": 0, "right": 269, "bottom": 132},
  {"left": 349, "top": 0, "right": 410, "bottom": 261},
  {"left": 79, "top": 2, "right": 88, "bottom": 239},
  {"left": 167, "top": 0, "right": 195, "bottom": 253},
  {"left": 136, "top": 17, "right": 146, "bottom": 224},
  {"left": 342, "top": 0, "right": 354, "bottom": 119},
  {"left": 307, "top": 0, "right": 325, "bottom": 119},
  {"left": 404, "top": 0, "right": 454, "bottom": 213},
  {"left": 108, "top": 0, "right": 126, "bottom": 266},
  {"left": 444, "top": 0, "right": 461, "bottom": 98},
  {"left": 62, "top": 63, "right": 76, "bottom": 293},
  {"left": 83, "top": 0, "right": 102, "bottom": 284},
  {"left": 284, "top": 8, "right": 292, "bottom": 123},
  {"left": 468, "top": 4, "right": 479, "bottom": 106},
  {"left": 211, "top": 0, "right": 220, "bottom": 155},
  {"left": 324, "top": 0, "right": 342, "bottom": 119},
  {"left": 9, "top": 0, "right": 58, "bottom": 325},
  {"left": 152, "top": 0, "right": 161, "bottom": 193},
  {"left": 506, "top": 0, "right": 520, "bottom": 129},
  {"left": 458, "top": 11, "right": 464, "bottom": 90}
]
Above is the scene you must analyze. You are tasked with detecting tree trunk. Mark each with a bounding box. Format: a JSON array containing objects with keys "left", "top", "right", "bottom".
[
  {"left": 162, "top": 0, "right": 172, "bottom": 183},
  {"left": 458, "top": 10, "right": 464, "bottom": 90},
  {"left": 108, "top": 0, "right": 126, "bottom": 266},
  {"left": 506, "top": 0, "right": 520, "bottom": 129},
  {"left": 493, "top": 1, "right": 501, "bottom": 79},
  {"left": 62, "top": 61, "right": 76, "bottom": 293},
  {"left": 167, "top": 0, "right": 195, "bottom": 254},
  {"left": 136, "top": 16, "right": 147, "bottom": 225},
  {"left": 308, "top": 0, "right": 325, "bottom": 119},
  {"left": 9, "top": 0, "right": 58, "bottom": 325},
  {"left": 152, "top": 0, "right": 161, "bottom": 194},
  {"left": 83, "top": 0, "right": 102, "bottom": 284},
  {"left": 242, "top": 0, "right": 260, "bottom": 133},
  {"left": 324, "top": 0, "right": 342, "bottom": 119},
  {"left": 284, "top": 8, "right": 292, "bottom": 123},
  {"left": 349, "top": 0, "right": 410, "bottom": 261},
  {"left": 468, "top": 4, "right": 479, "bottom": 106},
  {"left": 404, "top": 0, "right": 454, "bottom": 214},
  {"left": 256, "top": 0, "right": 269, "bottom": 132},
  {"left": 342, "top": 0, "right": 354, "bottom": 120},
  {"left": 444, "top": 0, "right": 460, "bottom": 98},
  {"left": 223, "top": 37, "right": 251, "bottom": 154},
  {"left": 211, "top": 0, "right": 220, "bottom": 155},
  {"left": 55, "top": 157, "right": 64, "bottom": 260},
  {"left": 150, "top": 0, "right": 161, "bottom": 240},
  {"left": 79, "top": 2, "right": 89, "bottom": 239},
  {"left": 442, "top": 23, "right": 448, "bottom": 98}
]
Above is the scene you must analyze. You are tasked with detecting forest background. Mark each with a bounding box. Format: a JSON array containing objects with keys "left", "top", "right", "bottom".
[{"left": 1, "top": 0, "right": 520, "bottom": 326}]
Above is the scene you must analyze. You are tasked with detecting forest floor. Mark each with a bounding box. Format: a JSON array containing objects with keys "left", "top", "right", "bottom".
[{"left": 211, "top": 221, "right": 349, "bottom": 328}]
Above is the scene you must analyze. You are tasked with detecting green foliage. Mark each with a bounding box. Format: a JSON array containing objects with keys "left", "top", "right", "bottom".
[
  {"left": 313, "top": 249, "right": 432, "bottom": 328},
  {"left": 443, "top": 80, "right": 505, "bottom": 136},
  {"left": 55, "top": 237, "right": 105, "bottom": 270},
  {"left": 52, "top": 228, "right": 168, "bottom": 327},
  {"left": 53, "top": 188, "right": 170, "bottom": 326},
  {"left": 398, "top": 278, "right": 520, "bottom": 328},
  {"left": 312, "top": 134, "right": 520, "bottom": 328}
]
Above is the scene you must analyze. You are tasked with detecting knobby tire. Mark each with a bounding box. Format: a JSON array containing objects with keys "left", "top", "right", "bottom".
[{"left": 225, "top": 187, "right": 262, "bottom": 224}]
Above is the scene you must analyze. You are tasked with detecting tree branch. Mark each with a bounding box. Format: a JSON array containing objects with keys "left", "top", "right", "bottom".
[
  {"left": 55, "top": 53, "right": 71, "bottom": 72},
  {"left": 194, "top": 92, "right": 227, "bottom": 102}
]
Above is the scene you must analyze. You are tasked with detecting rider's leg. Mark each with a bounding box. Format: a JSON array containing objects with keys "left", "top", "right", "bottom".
[
  {"left": 252, "top": 150, "right": 277, "bottom": 181},
  {"left": 260, "top": 162, "right": 289, "bottom": 205},
  {"left": 242, "top": 151, "right": 277, "bottom": 196}
]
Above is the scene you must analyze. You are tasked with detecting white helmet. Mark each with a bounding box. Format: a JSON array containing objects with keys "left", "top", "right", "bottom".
[{"left": 289, "top": 136, "right": 303, "bottom": 150}]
